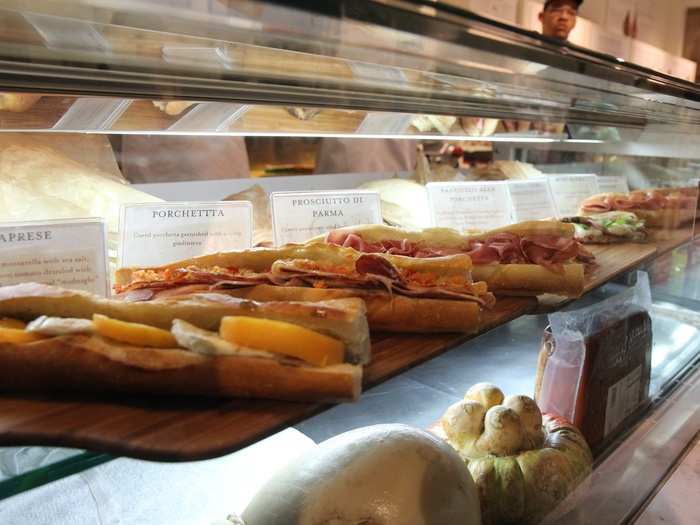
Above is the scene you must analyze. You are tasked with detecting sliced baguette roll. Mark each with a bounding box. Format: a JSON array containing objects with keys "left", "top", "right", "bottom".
[
  {"left": 0, "top": 335, "right": 361, "bottom": 402},
  {"left": 114, "top": 243, "right": 473, "bottom": 287},
  {"left": 578, "top": 192, "right": 696, "bottom": 228},
  {"left": 312, "top": 224, "right": 469, "bottom": 248},
  {"left": 471, "top": 264, "right": 584, "bottom": 297},
  {"left": 202, "top": 285, "right": 481, "bottom": 334},
  {"left": 316, "top": 222, "right": 584, "bottom": 297},
  {"left": 462, "top": 220, "right": 575, "bottom": 241},
  {"left": 316, "top": 221, "right": 575, "bottom": 246},
  {"left": 629, "top": 208, "right": 686, "bottom": 229},
  {"left": 0, "top": 283, "right": 370, "bottom": 365}
]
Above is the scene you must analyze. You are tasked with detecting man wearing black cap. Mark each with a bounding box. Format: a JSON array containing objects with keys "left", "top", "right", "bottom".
[{"left": 539, "top": 0, "right": 583, "bottom": 41}]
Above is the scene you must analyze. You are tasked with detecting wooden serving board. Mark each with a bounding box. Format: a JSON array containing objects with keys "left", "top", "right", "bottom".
[
  {"left": 650, "top": 227, "right": 693, "bottom": 257},
  {"left": 537, "top": 242, "right": 659, "bottom": 311},
  {"left": 585, "top": 242, "right": 659, "bottom": 290},
  {"left": 0, "top": 298, "right": 535, "bottom": 462}
]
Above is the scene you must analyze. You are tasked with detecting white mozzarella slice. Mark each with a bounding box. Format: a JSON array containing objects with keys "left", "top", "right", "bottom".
[
  {"left": 26, "top": 316, "right": 94, "bottom": 336},
  {"left": 171, "top": 319, "right": 275, "bottom": 359}
]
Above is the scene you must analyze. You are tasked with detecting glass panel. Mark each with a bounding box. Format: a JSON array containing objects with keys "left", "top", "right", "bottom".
[
  {"left": 0, "top": 0, "right": 698, "bottom": 125},
  {"left": 0, "top": 449, "right": 110, "bottom": 501},
  {"left": 0, "top": 0, "right": 698, "bottom": 514}
]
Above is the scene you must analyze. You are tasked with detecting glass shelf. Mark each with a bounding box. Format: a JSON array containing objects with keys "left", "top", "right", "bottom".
[
  {"left": 0, "top": 0, "right": 699, "bottom": 128},
  {"left": 0, "top": 449, "right": 111, "bottom": 502},
  {"left": 0, "top": 0, "right": 698, "bottom": 508}
]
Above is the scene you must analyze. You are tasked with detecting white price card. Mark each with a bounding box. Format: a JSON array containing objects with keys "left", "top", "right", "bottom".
[
  {"left": 507, "top": 180, "right": 558, "bottom": 222},
  {"left": 119, "top": 202, "right": 253, "bottom": 267},
  {"left": 0, "top": 218, "right": 108, "bottom": 296},
  {"left": 271, "top": 190, "right": 382, "bottom": 246},
  {"left": 548, "top": 174, "right": 600, "bottom": 217},
  {"left": 597, "top": 175, "right": 630, "bottom": 194},
  {"left": 426, "top": 181, "right": 512, "bottom": 232}
]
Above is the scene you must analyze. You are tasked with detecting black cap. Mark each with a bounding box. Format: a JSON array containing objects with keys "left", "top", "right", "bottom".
[{"left": 544, "top": 0, "right": 583, "bottom": 8}]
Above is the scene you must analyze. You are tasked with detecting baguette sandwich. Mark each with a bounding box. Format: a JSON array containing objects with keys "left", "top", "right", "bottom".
[
  {"left": 0, "top": 283, "right": 370, "bottom": 402},
  {"left": 579, "top": 189, "right": 697, "bottom": 228},
  {"left": 114, "top": 244, "right": 494, "bottom": 334},
  {"left": 561, "top": 211, "right": 648, "bottom": 244},
  {"left": 318, "top": 222, "right": 594, "bottom": 297}
]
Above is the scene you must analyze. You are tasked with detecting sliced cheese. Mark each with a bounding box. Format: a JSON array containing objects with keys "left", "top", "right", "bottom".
[
  {"left": 0, "top": 317, "right": 26, "bottom": 329},
  {"left": 26, "top": 316, "right": 94, "bottom": 336},
  {"left": 219, "top": 316, "right": 344, "bottom": 367},
  {"left": 172, "top": 319, "right": 275, "bottom": 359},
  {"left": 93, "top": 314, "right": 177, "bottom": 348},
  {"left": 0, "top": 326, "right": 48, "bottom": 343}
]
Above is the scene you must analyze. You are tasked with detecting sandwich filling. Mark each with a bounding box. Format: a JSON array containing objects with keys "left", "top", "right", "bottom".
[
  {"left": 325, "top": 230, "right": 593, "bottom": 275},
  {"left": 115, "top": 253, "right": 495, "bottom": 307},
  {"left": 0, "top": 314, "right": 345, "bottom": 368},
  {"left": 581, "top": 190, "right": 696, "bottom": 213},
  {"left": 562, "top": 212, "right": 647, "bottom": 243}
]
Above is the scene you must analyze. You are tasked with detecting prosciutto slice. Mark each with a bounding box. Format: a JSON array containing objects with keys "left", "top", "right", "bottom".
[
  {"left": 326, "top": 230, "right": 463, "bottom": 258},
  {"left": 355, "top": 253, "right": 404, "bottom": 282},
  {"left": 325, "top": 228, "right": 590, "bottom": 275},
  {"left": 580, "top": 196, "right": 612, "bottom": 213},
  {"left": 270, "top": 256, "right": 490, "bottom": 305},
  {"left": 515, "top": 236, "right": 574, "bottom": 273},
  {"left": 582, "top": 190, "right": 692, "bottom": 213},
  {"left": 115, "top": 245, "right": 492, "bottom": 306}
]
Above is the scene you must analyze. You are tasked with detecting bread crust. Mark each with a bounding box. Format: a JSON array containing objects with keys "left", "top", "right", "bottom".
[
  {"left": 112, "top": 245, "right": 482, "bottom": 333},
  {"left": 463, "top": 220, "right": 575, "bottom": 242},
  {"left": 579, "top": 193, "right": 696, "bottom": 228},
  {"left": 114, "top": 244, "right": 473, "bottom": 287},
  {"left": 0, "top": 335, "right": 361, "bottom": 402},
  {"left": 471, "top": 264, "right": 584, "bottom": 297},
  {"left": 631, "top": 208, "right": 691, "bottom": 228},
  {"left": 0, "top": 283, "right": 371, "bottom": 364},
  {"left": 313, "top": 221, "right": 574, "bottom": 247},
  {"left": 315, "top": 222, "right": 582, "bottom": 296},
  {"left": 212, "top": 285, "right": 481, "bottom": 334}
]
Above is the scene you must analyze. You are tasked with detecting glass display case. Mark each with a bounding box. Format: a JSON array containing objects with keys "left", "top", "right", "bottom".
[{"left": 0, "top": 1, "right": 698, "bottom": 524}]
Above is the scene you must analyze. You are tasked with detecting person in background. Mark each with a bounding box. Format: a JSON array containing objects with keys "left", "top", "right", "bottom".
[
  {"left": 539, "top": 0, "right": 582, "bottom": 42},
  {"left": 314, "top": 138, "right": 416, "bottom": 175},
  {"left": 120, "top": 135, "right": 250, "bottom": 183}
]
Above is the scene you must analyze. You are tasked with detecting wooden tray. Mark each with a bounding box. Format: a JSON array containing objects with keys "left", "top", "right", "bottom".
[
  {"left": 0, "top": 236, "right": 686, "bottom": 461},
  {"left": 0, "top": 297, "right": 535, "bottom": 462},
  {"left": 651, "top": 227, "right": 693, "bottom": 257},
  {"left": 537, "top": 242, "right": 659, "bottom": 311}
]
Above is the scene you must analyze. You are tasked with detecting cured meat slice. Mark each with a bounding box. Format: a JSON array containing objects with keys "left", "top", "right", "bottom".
[{"left": 355, "top": 253, "right": 404, "bottom": 282}]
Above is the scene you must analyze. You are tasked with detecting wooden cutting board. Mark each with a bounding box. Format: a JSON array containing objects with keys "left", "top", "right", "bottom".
[
  {"left": 585, "top": 242, "right": 659, "bottom": 290},
  {"left": 536, "top": 242, "right": 659, "bottom": 311},
  {"left": 0, "top": 297, "right": 535, "bottom": 462},
  {"left": 650, "top": 227, "right": 693, "bottom": 257}
]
